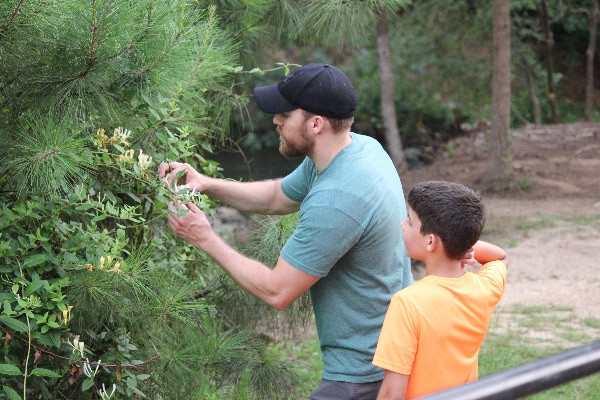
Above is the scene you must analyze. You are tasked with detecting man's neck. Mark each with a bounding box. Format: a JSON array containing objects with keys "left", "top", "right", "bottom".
[{"left": 310, "top": 130, "right": 352, "bottom": 172}]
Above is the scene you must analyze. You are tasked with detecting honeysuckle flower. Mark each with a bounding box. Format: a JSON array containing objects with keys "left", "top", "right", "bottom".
[
  {"left": 118, "top": 149, "right": 135, "bottom": 164},
  {"left": 98, "top": 383, "right": 116, "bottom": 399},
  {"left": 109, "top": 261, "right": 122, "bottom": 274},
  {"left": 99, "top": 256, "right": 105, "bottom": 269},
  {"left": 138, "top": 149, "right": 152, "bottom": 171},
  {"left": 68, "top": 335, "right": 85, "bottom": 357},
  {"left": 112, "top": 127, "right": 131, "bottom": 146},
  {"left": 62, "top": 305, "right": 74, "bottom": 324},
  {"left": 85, "top": 263, "right": 94, "bottom": 272},
  {"left": 83, "top": 358, "right": 101, "bottom": 378},
  {"left": 96, "top": 128, "right": 108, "bottom": 148}
]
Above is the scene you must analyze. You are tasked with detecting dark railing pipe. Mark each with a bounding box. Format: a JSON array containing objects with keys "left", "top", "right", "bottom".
[{"left": 418, "top": 340, "right": 600, "bottom": 400}]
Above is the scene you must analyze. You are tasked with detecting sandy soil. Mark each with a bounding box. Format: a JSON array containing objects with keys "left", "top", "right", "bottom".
[{"left": 403, "top": 122, "right": 600, "bottom": 320}]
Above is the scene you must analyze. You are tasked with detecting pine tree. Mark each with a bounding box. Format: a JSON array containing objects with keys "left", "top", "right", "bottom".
[{"left": 0, "top": 1, "right": 305, "bottom": 398}]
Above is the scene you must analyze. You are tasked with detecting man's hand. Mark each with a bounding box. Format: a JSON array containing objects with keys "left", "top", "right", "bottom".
[
  {"left": 167, "top": 201, "right": 213, "bottom": 248},
  {"left": 158, "top": 161, "right": 206, "bottom": 192}
]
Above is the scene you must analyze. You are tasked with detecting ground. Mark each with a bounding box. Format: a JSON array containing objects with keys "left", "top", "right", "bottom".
[{"left": 402, "top": 122, "right": 600, "bottom": 325}]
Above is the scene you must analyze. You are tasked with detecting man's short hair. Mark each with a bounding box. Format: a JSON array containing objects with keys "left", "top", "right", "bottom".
[
  {"left": 407, "top": 181, "right": 485, "bottom": 259},
  {"left": 302, "top": 110, "right": 354, "bottom": 133}
]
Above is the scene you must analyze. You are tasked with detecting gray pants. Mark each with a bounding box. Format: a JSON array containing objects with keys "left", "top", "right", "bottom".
[{"left": 310, "top": 379, "right": 383, "bottom": 400}]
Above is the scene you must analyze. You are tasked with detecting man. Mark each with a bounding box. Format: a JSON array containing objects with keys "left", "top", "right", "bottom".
[{"left": 159, "top": 63, "right": 413, "bottom": 399}]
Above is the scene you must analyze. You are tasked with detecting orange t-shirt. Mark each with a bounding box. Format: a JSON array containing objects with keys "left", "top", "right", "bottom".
[{"left": 372, "top": 261, "right": 507, "bottom": 399}]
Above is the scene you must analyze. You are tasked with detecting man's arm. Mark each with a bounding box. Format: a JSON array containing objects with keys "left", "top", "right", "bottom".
[
  {"left": 168, "top": 202, "right": 318, "bottom": 310},
  {"left": 473, "top": 240, "right": 509, "bottom": 268},
  {"left": 377, "top": 370, "right": 408, "bottom": 400},
  {"left": 158, "top": 161, "right": 299, "bottom": 215}
]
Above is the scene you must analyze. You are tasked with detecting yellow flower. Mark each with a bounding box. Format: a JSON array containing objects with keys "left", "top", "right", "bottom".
[
  {"left": 62, "top": 305, "right": 74, "bottom": 324},
  {"left": 99, "top": 256, "right": 105, "bottom": 269},
  {"left": 110, "top": 261, "right": 122, "bottom": 274},
  {"left": 85, "top": 263, "right": 94, "bottom": 272}
]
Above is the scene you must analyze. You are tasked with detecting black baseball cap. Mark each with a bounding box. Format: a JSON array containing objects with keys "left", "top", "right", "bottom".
[{"left": 253, "top": 63, "right": 357, "bottom": 119}]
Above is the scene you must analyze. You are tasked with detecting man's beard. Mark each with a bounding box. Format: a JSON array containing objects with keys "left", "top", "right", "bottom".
[{"left": 278, "top": 125, "right": 313, "bottom": 159}]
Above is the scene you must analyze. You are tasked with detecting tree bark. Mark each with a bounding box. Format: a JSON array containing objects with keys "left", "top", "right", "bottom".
[
  {"left": 376, "top": 7, "right": 406, "bottom": 172},
  {"left": 526, "top": 63, "right": 542, "bottom": 125},
  {"left": 584, "top": 0, "right": 599, "bottom": 121},
  {"left": 484, "top": 0, "right": 513, "bottom": 191},
  {"left": 540, "top": 0, "right": 559, "bottom": 123}
]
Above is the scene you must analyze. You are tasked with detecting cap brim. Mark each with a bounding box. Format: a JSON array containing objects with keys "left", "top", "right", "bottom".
[{"left": 253, "top": 85, "right": 297, "bottom": 114}]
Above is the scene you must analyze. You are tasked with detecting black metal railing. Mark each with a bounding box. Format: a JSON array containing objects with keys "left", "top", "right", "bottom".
[{"left": 419, "top": 340, "right": 600, "bottom": 400}]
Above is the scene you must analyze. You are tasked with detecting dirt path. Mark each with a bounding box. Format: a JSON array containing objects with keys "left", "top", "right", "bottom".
[
  {"left": 403, "top": 122, "right": 600, "bottom": 322},
  {"left": 484, "top": 197, "right": 600, "bottom": 319}
]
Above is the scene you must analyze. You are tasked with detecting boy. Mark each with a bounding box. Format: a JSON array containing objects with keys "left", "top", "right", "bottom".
[{"left": 373, "top": 180, "right": 509, "bottom": 399}]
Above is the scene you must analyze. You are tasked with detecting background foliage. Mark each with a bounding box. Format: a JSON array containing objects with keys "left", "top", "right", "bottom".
[{"left": 1, "top": 0, "right": 598, "bottom": 398}]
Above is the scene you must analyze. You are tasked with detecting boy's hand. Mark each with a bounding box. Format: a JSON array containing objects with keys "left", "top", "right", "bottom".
[{"left": 460, "top": 247, "right": 476, "bottom": 268}]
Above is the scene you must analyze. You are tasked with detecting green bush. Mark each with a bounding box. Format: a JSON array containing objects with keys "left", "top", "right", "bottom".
[{"left": 0, "top": 2, "right": 305, "bottom": 399}]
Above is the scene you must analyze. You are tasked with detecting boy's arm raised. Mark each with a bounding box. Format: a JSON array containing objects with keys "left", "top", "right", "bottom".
[{"left": 473, "top": 240, "right": 509, "bottom": 268}]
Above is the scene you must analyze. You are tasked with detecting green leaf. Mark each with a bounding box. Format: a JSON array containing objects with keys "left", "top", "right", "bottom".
[
  {"left": 3, "top": 385, "right": 21, "bottom": 400},
  {"left": 0, "top": 316, "right": 28, "bottom": 333},
  {"left": 0, "top": 364, "right": 22, "bottom": 376},
  {"left": 92, "top": 214, "right": 106, "bottom": 222},
  {"left": 75, "top": 203, "right": 93, "bottom": 211},
  {"left": 24, "top": 280, "right": 47, "bottom": 296},
  {"left": 149, "top": 108, "right": 161, "bottom": 120},
  {"left": 30, "top": 368, "right": 61, "bottom": 378},
  {"left": 81, "top": 378, "right": 93, "bottom": 391},
  {"left": 24, "top": 254, "right": 47, "bottom": 268}
]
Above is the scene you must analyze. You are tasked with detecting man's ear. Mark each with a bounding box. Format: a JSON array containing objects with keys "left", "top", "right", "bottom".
[{"left": 309, "top": 115, "right": 326, "bottom": 134}]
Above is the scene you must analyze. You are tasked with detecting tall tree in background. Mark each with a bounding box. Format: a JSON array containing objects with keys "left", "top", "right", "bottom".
[
  {"left": 540, "top": 0, "right": 560, "bottom": 123},
  {"left": 572, "top": 0, "right": 600, "bottom": 121},
  {"left": 376, "top": 6, "right": 407, "bottom": 171},
  {"left": 485, "top": 0, "right": 514, "bottom": 190},
  {"left": 292, "top": 0, "right": 411, "bottom": 171}
]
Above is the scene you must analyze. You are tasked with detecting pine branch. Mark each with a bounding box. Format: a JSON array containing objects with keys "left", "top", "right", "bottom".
[{"left": 0, "top": 0, "right": 26, "bottom": 40}]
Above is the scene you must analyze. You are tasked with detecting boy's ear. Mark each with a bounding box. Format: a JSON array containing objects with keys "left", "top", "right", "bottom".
[{"left": 426, "top": 234, "right": 439, "bottom": 253}]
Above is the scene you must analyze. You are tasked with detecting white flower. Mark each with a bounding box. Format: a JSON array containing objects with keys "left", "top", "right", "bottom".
[
  {"left": 98, "top": 383, "right": 117, "bottom": 399},
  {"left": 82, "top": 358, "right": 101, "bottom": 378},
  {"left": 138, "top": 149, "right": 152, "bottom": 170},
  {"left": 113, "top": 127, "right": 132, "bottom": 145}
]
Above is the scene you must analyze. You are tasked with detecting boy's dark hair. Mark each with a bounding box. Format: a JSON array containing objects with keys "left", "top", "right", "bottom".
[{"left": 407, "top": 181, "right": 485, "bottom": 260}]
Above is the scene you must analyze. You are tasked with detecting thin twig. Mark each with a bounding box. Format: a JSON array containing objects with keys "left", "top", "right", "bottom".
[{"left": 0, "top": 325, "right": 160, "bottom": 368}]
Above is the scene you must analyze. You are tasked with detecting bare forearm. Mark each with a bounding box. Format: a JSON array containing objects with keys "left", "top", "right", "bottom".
[
  {"left": 204, "top": 177, "right": 296, "bottom": 215},
  {"left": 194, "top": 232, "right": 282, "bottom": 306},
  {"left": 473, "top": 240, "right": 508, "bottom": 266}
]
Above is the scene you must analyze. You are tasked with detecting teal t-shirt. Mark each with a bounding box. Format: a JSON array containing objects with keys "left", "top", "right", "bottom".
[{"left": 280, "top": 132, "right": 413, "bottom": 383}]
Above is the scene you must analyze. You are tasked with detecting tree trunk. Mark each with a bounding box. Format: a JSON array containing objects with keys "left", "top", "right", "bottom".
[
  {"left": 376, "top": 7, "right": 406, "bottom": 172},
  {"left": 526, "top": 63, "right": 542, "bottom": 125},
  {"left": 540, "top": 0, "right": 559, "bottom": 123},
  {"left": 585, "top": 0, "right": 599, "bottom": 121},
  {"left": 484, "top": 0, "right": 513, "bottom": 191}
]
